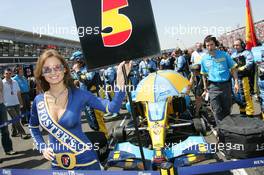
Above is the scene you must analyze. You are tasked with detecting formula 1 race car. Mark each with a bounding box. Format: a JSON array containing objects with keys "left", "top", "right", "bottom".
[{"left": 106, "top": 70, "right": 214, "bottom": 170}]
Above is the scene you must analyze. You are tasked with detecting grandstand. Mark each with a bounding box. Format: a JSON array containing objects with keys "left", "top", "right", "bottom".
[
  {"left": 0, "top": 26, "right": 81, "bottom": 64},
  {"left": 218, "top": 19, "right": 264, "bottom": 48}
]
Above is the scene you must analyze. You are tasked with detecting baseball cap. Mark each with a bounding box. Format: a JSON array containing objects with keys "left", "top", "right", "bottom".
[{"left": 70, "top": 51, "right": 84, "bottom": 61}]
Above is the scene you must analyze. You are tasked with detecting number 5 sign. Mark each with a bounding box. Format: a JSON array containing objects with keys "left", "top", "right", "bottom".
[
  {"left": 71, "top": 0, "right": 160, "bottom": 70},
  {"left": 101, "top": 0, "right": 132, "bottom": 47}
]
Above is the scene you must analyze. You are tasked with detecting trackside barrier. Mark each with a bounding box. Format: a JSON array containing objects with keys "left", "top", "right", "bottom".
[
  {"left": 0, "top": 112, "right": 29, "bottom": 128},
  {"left": 176, "top": 156, "right": 264, "bottom": 175},
  {"left": 2, "top": 156, "right": 264, "bottom": 175},
  {"left": 0, "top": 170, "right": 160, "bottom": 175}
]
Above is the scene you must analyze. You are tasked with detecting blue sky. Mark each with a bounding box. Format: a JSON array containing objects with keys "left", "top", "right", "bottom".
[{"left": 0, "top": 0, "right": 263, "bottom": 49}]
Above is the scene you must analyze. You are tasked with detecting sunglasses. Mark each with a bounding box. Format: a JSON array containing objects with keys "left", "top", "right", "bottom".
[
  {"left": 5, "top": 72, "right": 12, "bottom": 75},
  {"left": 42, "top": 64, "right": 64, "bottom": 75}
]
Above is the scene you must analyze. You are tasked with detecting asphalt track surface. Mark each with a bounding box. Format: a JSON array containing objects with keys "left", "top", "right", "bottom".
[{"left": 1, "top": 98, "right": 264, "bottom": 175}]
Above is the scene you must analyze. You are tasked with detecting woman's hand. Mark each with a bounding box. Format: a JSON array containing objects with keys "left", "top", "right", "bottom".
[
  {"left": 42, "top": 148, "right": 55, "bottom": 161},
  {"left": 116, "top": 61, "right": 132, "bottom": 91}
]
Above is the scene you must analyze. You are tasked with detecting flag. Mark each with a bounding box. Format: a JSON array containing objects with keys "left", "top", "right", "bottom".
[{"left": 245, "top": 0, "right": 258, "bottom": 50}]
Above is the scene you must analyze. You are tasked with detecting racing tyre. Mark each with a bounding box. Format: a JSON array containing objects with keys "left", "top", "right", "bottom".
[
  {"left": 112, "top": 126, "right": 126, "bottom": 142},
  {"left": 193, "top": 118, "right": 207, "bottom": 136}
]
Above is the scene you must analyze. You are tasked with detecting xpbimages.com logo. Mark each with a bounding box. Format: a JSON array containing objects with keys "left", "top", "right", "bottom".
[
  {"left": 164, "top": 141, "right": 245, "bottom": 154},
  {"left": 32, "top": 142, "right": 100, "bottom": 152},
  {"left": 32, "top": 24, "right": 100, "bottom": 38},
  {"left": 164, "top": 24, "right": 232, "bottom": 37}
]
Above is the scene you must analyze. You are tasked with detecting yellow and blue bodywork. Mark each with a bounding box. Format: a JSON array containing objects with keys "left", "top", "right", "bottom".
[{"left": 108, "top": 95, "right": 212, "bottom": 170}]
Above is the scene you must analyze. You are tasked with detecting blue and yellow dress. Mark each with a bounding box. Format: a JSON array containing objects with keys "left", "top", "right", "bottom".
[{"left": 29, "top": 87, "right": 125, "bottom": 170}]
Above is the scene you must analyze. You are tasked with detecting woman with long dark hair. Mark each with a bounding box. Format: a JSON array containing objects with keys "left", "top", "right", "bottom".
[{"left": 29, "top": 49, "right": 131, "bottom": 170}]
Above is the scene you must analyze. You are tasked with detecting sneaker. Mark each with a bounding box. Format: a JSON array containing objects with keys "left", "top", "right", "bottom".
[
  {"left": 104, "top": 113, "right": 112, "bottom": 117},
  {"left": 104, "top": 113, "right": 119, "bottom": 120},
  {"left": 21, "top": 121, "right": 28, "bottom": 126},
  {"left": 5, "top": 150, "right": 17, "bottom": 155},
  {"left": 212, "top": 128, "right": 218, "bottom": 138},
  {"left": 121, "top": 103, "right": 127, "bottom": 110},
  {"left": 22, "top": 122, "right": 29, "bottom": 126},
  {"left": 11, "top": 133, "right": 19, "bottom": 137},
  {"left": 21, "top": 134, "right": 31, "bottom": 140},
  {"left": 111, "top": 113, "right": 118, "bottom": 118}
]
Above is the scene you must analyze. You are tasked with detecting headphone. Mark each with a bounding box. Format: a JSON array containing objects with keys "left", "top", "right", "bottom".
[
  {"left": 236, "top": 38, "right": 246, "bottom": 50},
  {"left": 203, "top": 35, "right": 219, "bottom": 48}
]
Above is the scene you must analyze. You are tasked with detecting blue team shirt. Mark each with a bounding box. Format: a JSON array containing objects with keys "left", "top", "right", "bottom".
[
  {"left": 252, "top": 46, "right": 264, "bottom": 63},
  {"left": 160, "top": 58, "right": 171, "bottom": 70},
  {"left": 13, "top": 75, "right": 30, "bottom": 93},
  {"left": 252, "top": 46, "right": 264, "bottom": 74},
  {"left": 174, "top": 56, "right": 186, "bottom": 72},
  {"left": 201, "top": 50, "right": 236, "bottom": 82},
  {"left": 72, "top": 67, "right": 95, "bottom": 91},
  {"left": 139, "top": 60, "right": 157, "bottom": 77},
  {"left": 231, "top": 50, "right": 254, "bottom": 70}
]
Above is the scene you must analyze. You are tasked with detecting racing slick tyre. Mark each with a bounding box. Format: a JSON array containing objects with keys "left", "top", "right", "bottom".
[
  {"left": 112, "top": 126, "right": 126, "bottom": 142},
  {"left": 193, "top": 118, "right": 207, "bottom": 136}
]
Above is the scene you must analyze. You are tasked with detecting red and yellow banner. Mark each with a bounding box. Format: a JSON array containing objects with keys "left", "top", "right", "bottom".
[{"left": 245, "top": 0, "right": 257, "bottom": 50}]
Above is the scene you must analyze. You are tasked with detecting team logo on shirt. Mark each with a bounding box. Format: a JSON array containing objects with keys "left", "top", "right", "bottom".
[
  {"left": 56, "top": 152, "right": 77, "bottom": 169},
  {"left": 215, "top": 57, "right": 225, "bottom": 63},
  {"left": 61, "top": 154, "right": 71, "bottom": 167},
  {"left": 205, "top": 60, "right": 212, "bottom": 69}
]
